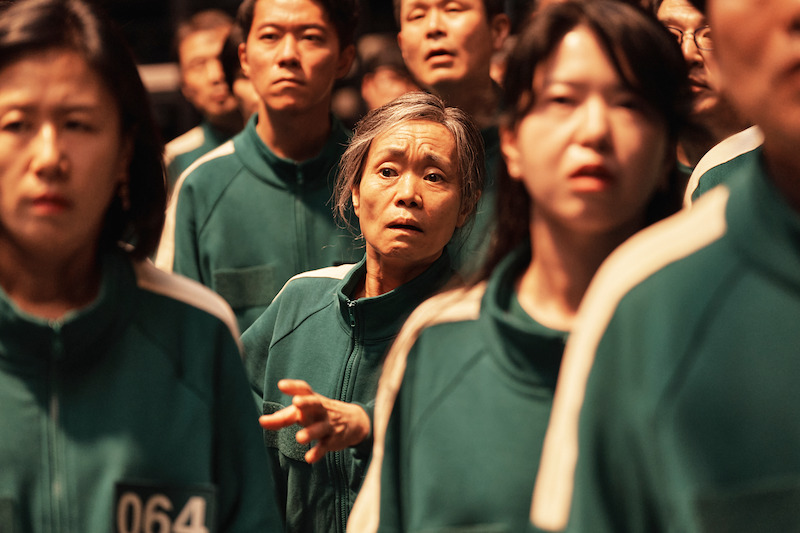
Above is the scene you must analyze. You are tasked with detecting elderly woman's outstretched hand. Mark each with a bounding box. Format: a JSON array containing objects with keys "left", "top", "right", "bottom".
[{"left": 259, "top": 379, "right": 371, "bottom": 464}]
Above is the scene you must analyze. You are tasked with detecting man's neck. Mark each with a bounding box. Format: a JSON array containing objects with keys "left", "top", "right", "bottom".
[
  {"left": 207, "top": 111, "right": 244, "bottom": 137},
  {"left": 256, "top": 103, "right": 333, "bottom": 162},
  {"left": 432, "top": 77, "right": 501, "bottom": 130},
  {"left": 764, "top": 137, "right": 800, "bottom": 214}
]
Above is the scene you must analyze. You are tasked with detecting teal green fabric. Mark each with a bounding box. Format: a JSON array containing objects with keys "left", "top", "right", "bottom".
[
  {"left": 166, "top": 120, "right": 234, "bottom": 188},
  {"left": 676, "top": 159, "right": 693, "bottom": 193},
  {"left": 568, "top": 150, "right": 800, "bottom": 532},
  {"left": 691, "top": 144, "right": 761, "bottom": 202},
  {"left": 379, "top": 246, "right": 567, "bottom": 532},
  {"left": 0, "top": 250, "right": 281, "bottom": 533},
  {"left": 449, "top": 125, "right": 501, "bottom": 277},
  {"left": 242, "top": 251, "right": 454, "bottom": 533},
  {"left": 171, "top": 114, "right": 361, "bottom": 332}
]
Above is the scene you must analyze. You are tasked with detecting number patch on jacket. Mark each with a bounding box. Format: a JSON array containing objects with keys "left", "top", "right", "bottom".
[{"left": 114, "top": 482, "right": 217, "bottom": 533}]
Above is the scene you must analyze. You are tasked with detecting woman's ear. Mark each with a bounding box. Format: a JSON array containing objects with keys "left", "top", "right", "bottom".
[
  {"left": 351, "top": 183, "right": 361, "bottom": 218},
  {"left": 499, "top": 125, "right": 522, "bottom": 181},
  {"left": 490, "top": 13, "right": 511, "bottom": 53},
  {"left": 114, "top": 136, "right": 134, "bottom": 211},
  {"left": 456, "top": 190, "right": 481, "bottom": 228},
  {"left": 239, "top": 42, "right": 251, "bottom": 79},
  {"left": 116, "top": 136, "right": 134, "bottom": 184},
  {"left": 336, "top": 44, "right": 356, "bottom": 79}
]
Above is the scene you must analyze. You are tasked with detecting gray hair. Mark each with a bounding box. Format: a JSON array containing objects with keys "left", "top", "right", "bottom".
[{"left": 334, "top": 91, "right": 485, "bottom": 234}]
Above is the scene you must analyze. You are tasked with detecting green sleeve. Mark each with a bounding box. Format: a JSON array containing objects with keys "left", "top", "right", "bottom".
[
  {"left": 172, "top": 182, "right": 205, "bottom": 285},
  {"left": 567, "top": 318, "right": 663, "bottom": 533},
  {"left": 241, "top": 295, "right": 282, "bottom": 407},
  {"left": 351, "top": 400, "right": 374, "bottom": 460},
  {"left": 377, "top": 342, "right": 423, "bottom": 533},
  {"left": 377, "top": 393, "right": 405, "bottom": 532},
  {"left": 214, "top": 324, "right": 284, "bottom": 532}
]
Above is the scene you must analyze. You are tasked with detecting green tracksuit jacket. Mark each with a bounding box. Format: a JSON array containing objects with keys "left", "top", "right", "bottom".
[
  {"left": 684, "top": 126, "right": 763, "bottom": 206},
  {"left": 0, "top": 250, "right": 281, "bottom": 533},
  {"left": 157, "top": 114, "right": 361, "bottom": 333},
  {"left": 350, "top": 246, "right": 567, "bottom": 533},
  {"left": 242, "top": 252, "right": 455, "bottom": 533},
  {"left": 533, "top": 148, "right": 800, "bottom": 532},
  {"left": 165, "top": 120, "right": 235, "bottom": 190}
]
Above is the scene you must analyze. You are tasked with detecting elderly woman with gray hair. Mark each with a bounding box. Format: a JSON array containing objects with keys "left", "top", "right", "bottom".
[{"left": 241, "top": 91, "right": 485, "bottom": 533}]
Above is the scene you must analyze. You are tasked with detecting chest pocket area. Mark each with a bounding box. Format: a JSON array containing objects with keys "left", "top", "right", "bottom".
[
  {"left": 213, "top": 264, "right": 276, "bottom": 310},
  {"left": 262, "top": 401, "right": 311, "bottom": 463}
]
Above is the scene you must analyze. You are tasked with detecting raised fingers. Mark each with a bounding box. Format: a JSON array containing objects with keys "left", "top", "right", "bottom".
[
  {"left": 259, "top": 405, "right": 301, "bottom": 430},
  {"left": 277, "top": 379, "right": 314, "bottom": 396}
]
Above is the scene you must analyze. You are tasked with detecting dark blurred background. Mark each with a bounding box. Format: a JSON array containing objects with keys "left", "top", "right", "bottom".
[
  {"left": 103, "top": 0, "right": 396, "bottom": 144},
  {"left": 105, "top": 0, "right": 528, "bottom": 143}
]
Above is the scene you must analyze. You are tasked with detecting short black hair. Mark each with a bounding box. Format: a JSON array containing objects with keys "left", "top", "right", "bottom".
[
  {"left": 0, "top": 0, "right": 166, "bottom": 259},
  {"left": 358, "top": 33, "right": 408, "bottom": 77},
  {"left": 173, "top": 9, "right": 233, "bottom": 61},
  {"left": 236, "top": 0, "right": 359, "bottom": 50},
  {"left": 220, "top": 24, "right": 245, "bottom": 90},
  {"left": 686, "top": 0, "right": 705, "bottom": 13}
]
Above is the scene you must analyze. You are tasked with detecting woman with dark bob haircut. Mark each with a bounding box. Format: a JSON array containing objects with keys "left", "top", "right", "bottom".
[
  {"left": 348, "top": 1, "right": 688, "bottom": 531},
  {"left": 0, "top": 0, "right": 166, "bottom": 258},
  {"left": 0, "top": 0, "right": 280, "bottom": 530},
  {"left": 243, "top": 91, "right": 484, "bottom": 532}
]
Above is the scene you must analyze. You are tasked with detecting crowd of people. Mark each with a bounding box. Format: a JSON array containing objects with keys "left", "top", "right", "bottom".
[{"left": 0, "top": 0, "right": 797, "bottom": 531}]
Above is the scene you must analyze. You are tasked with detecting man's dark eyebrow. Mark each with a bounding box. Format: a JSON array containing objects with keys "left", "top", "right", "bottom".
[
  {"left": 0, "top": 102, "right": 102, "bottom": 113},
  {"left": 253, "top": 22, "right": 329, "bottom": 32}
]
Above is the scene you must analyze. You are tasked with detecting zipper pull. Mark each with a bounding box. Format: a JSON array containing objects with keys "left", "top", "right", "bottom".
[
  {"left": 49, "top": 320, "right": 64, "bottom": 359},
  {"left": 347, "top": 300, "right": 356, "bottom": 328}
]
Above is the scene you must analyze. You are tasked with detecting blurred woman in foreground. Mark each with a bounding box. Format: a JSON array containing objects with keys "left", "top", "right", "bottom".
[
  {"left": 0, "top": 0, "right": 278, "bottom": 530},
  {"left": 348, "top": 1, "right": 688, "bottom": 531}
]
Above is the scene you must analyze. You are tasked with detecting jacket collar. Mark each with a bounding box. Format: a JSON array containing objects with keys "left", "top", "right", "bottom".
[
  {"left": 0, "top": 251, "right": 136, "bottom": 373},
  {"left": 481, "top": 245, "right": 567, "bottom": 390},
  {"left": 233, "top": 113, "right": 351, "bottom": 190},
  {"left": 199, "top": 119, "right": 236, "bottom": 147},
  {"left": 727, "top": 148, "right": 800, "bottom": 290},
  {"left": 336, "top": 251, "right": 455, "bottom": 341}
]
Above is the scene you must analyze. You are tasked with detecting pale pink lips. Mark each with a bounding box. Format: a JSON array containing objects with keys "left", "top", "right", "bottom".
[
  {"left": 30, "top": 193, "right": 72, "bottom": 214},
  {"left": 569, "top": 164, "right": 614, "bottom": 192},
  {"left": 425, "top": 49, "right": 455, "bottom": 64},
  {"left": 388, "top": 219, "right": 423, "bottom": 233}
]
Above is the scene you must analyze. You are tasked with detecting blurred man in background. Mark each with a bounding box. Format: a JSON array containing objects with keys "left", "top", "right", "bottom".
[{"left": 165, "top": 9, "right": 243, "bottom": 189}]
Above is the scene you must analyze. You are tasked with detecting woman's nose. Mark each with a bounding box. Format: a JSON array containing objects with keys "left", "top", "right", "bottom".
[
  {"left": 31, "top": 123, "right": 67, "bottom": 179},
  {"left": 575, "top": 97, "right": 612, "bottom": 150},
  {"left": 395, "top": 174, "right": 423, "bottom": 208}
]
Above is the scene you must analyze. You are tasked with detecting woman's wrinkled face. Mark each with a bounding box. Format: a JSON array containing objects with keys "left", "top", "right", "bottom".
[
  {"left": 352, "top": 119, "right": 466, "bottom": 269},
  {"left": 501, "top": 26, "right": 670, "bottom": 236},
  {"left": 0, "top": 49, "right": 129, "bottom": 258}
]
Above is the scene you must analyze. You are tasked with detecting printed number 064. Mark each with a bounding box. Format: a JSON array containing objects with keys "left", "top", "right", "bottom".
[{"left": 117, "top": 493, "right": 209, "bottom": 533}]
